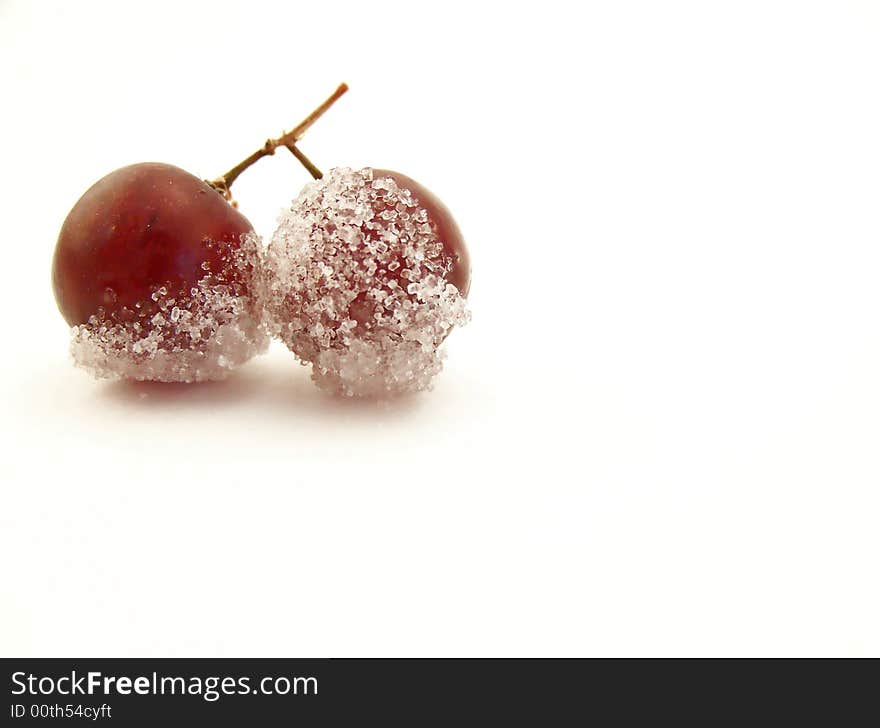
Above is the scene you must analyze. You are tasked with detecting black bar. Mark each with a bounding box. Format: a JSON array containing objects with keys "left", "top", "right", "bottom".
[{"left": 2, "top": 658, "right": 877, "bottom": 725}]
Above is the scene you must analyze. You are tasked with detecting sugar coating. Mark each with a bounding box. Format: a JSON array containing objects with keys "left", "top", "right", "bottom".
[
  {"left": 263, "top": 167, "right": 471, "bottom": 397},
  {"left": 70, "top": 233, "right": 268, "bottom": 382}
]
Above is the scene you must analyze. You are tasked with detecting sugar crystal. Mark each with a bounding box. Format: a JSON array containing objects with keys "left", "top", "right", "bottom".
[{"left": 70, "top": 232, "right": 268, "bottom": 382}]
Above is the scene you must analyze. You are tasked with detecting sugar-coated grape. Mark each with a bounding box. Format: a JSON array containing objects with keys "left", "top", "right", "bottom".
[
  {"left": 52, "top": 163, "right": 267, "bottom": 381},
  {"left": 263, "top": 167, "right": 471, "bottom": 397},
  {"left": 53, "top": 163, "right": 255, "bottom": 325}
]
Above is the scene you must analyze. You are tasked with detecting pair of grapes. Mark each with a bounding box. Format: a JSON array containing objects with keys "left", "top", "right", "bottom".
[{"left": 51, "top": 86, "right": 471, "bottom": 397}]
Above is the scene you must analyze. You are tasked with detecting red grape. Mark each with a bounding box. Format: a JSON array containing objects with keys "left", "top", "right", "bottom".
[
  {"left": 263, "top": 167, "right": 472, "bottom": 396},
  {"left": 53, "top": 163, "right": 254, "bottom": 325},
  {"left": 52, "top": 163, "right": 267, "bottom": 381}
]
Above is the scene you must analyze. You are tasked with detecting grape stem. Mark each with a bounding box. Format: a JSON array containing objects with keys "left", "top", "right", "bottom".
[
  {"left": 286, "top": 143, "right": 323, "bottom": 180},
  {"left": 208, "top": 83, "right": 346, "bottom": 197}
]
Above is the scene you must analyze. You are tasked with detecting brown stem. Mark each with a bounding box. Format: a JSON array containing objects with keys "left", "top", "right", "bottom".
[
  {"left": 208, "top": 83, "right": 347, "bottom": 197},
  {"left": 286, "top": 143, "right": 323, "bottom": 180}
]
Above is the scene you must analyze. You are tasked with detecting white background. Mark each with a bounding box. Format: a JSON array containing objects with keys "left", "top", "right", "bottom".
[{"left": 2, "top": 0, "right": 879, "bottom": 656}]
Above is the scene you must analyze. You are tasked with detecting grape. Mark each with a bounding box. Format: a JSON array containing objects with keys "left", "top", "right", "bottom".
[
  {"left": 52, "top": 163, "right": 267, "bottom": 381},
  {"left": 263, "top": 167, "right": 472, "bottom": 397}
]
